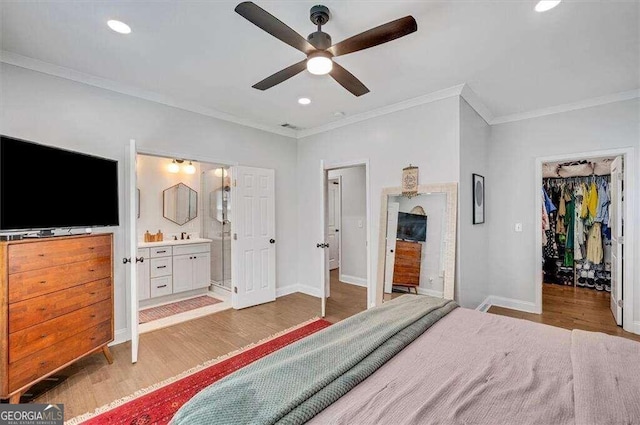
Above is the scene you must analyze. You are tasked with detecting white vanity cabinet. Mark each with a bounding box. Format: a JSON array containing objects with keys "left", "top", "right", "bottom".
[
  {"left": 172, "top": 244, "right": 212, "bottom": 293},
  {"left": 137, "top": 240, "right": 211, "bottom": 300},
  {"left": 137, "top": 248, "right": 151, "bottom": 301}
]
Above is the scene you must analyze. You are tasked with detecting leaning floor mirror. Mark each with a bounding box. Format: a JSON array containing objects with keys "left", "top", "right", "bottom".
[{"left": 376, "top": 183, "right": 457, "bottom": 305}]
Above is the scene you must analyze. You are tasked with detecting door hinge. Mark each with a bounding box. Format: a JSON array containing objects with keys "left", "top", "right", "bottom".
[
  {"left": 233, "top": 233, "right": 237, "bottom": 240},
  {"left": 233, "top": 179, "right": 237, "bottom": 187},
  {"left": 618, "top": 299, "right": 623, "bottom": 308},
  {"left": 234, "top": 286, "right": 238, "bottom": 294}
]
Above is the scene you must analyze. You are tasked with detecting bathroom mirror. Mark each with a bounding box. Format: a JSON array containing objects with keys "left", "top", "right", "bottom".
[
  {"left": 376, "top": 183, "right": 457, "bottom": 306},
  {"left": 163, "top": 182, "right": 198, "bottom": 225}
]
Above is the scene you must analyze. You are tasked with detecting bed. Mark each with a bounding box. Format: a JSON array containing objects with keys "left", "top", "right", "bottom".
[{"left": 168, "top": 294, "right": 640, "bottom": 425}]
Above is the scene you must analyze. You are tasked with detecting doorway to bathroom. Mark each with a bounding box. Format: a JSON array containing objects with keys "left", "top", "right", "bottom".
[{"left": 135, "top": 153, "right": 233, "bottom": 334}]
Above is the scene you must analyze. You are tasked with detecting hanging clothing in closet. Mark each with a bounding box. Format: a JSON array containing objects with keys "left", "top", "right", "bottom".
[{"left": 542, "top": 175, "right": 611, "bottom": 291}]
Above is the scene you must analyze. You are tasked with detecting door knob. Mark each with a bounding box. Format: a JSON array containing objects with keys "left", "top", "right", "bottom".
[
  {"left": 335, "top": 229, "right": 339, "bottom": 232},
  {"left": 135, "top": 257, "right": 144, "bottom": 263},
  {"left": 270, "top": 239, "right": 276, "bottom": 244},
  {"left": 390, "top": 249, "right": 394, "bottom": 253}
]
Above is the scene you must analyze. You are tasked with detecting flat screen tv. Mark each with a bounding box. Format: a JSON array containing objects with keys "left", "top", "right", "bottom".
[
  {"left": 396, "top": 212, "right": 427, "bottom": 242},
  {"left": 0, "top": 135, "right": 119, "bottom": 232}
]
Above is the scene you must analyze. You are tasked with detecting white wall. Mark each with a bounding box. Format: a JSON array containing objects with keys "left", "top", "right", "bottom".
[
  {"left": 458, "top": 98, "right": 491, "bottom": 308},
  {"left": 487, "top": 99, "right": 640, "bottom": 323},
  {"left": 297, "top": 96, "right": 460, "bottom": 306},
  {"left": 328, "top": 166, "right": 367, "bottom": 284},
  {"left": 0, "top": 64, "right": 298, "bottom": 343}
]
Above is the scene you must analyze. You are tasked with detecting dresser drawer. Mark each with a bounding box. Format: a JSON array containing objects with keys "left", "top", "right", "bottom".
[
  {"left": 173, "top": 243, "right": 210, "bottom": 256},
  {"left": 150, "top": 246, "right": 172, "bottom": 258},
  {"left": 8, "top": 235, "right": 112, "bottom": 274},
  {"left": 9, "top": 321, "right": 111, "bottom": 393},
  {"left": 9, "top": 299, "right": 112, "bottom": 363},
  {"left": 150, "top": 257, "right": 172, "bottom": 278},
  {"left": 150, "top": 276, "right": 172, "bottom": 298},
  {"left": 8, "top": 257, "right": 111, "bottom": 303},
  {"left": 9, "top": 278, "right": 112, "bottom": 333}
]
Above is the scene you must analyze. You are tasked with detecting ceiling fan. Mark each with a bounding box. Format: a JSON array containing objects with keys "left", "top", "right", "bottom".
[{"left": 234, "top": 2, "right": 418, "bottom": 97}]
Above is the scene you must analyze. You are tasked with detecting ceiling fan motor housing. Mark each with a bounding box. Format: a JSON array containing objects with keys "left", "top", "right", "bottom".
[
  {"left": 310, "top": 5, "right": 330, "bottom": 26},
  {"left": 308, "top": 31, "right": 332, "bottom": 50}
]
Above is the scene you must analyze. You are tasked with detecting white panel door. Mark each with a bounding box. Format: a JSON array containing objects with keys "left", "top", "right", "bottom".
[
  {"left": 384, "top": 202, "right": 400, "bottom": 293},
  {"left": 610, "top": 156, "right": 623, "bottom": 325},
  {"left": 125, "top": 139, "right": 139, "bottom": 364},
  {"left": 231, "top": 166, "right": 276, "bottom": 309},
  {"left": 327, "top": 178, "right": 341, "bottom": 271}
]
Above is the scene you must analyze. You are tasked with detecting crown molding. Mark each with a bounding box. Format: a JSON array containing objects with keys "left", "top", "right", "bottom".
[
  {"left": 459, "top": 84, "right": 494, "bottom": 125},
  {"left": 491, "top": 89, "right": 640, "bottom": 125},
  {"left": 297, "top": 84, "right": 465, "bottom": 138},
  {"left": 0, "top": 50, "right": 298, "bottom": 139}
]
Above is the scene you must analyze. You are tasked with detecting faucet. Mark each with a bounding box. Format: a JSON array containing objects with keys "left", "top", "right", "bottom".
[{"left": 181, "top": 232, "right": 187, "bottom": 240}]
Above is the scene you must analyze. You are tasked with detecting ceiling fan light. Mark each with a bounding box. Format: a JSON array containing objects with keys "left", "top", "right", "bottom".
[
  {"left": 535, "top": 0, "right": 561, "bottom": 12},
  {"left": 307, "top": 52, "right": 333, "bottom": 75}
]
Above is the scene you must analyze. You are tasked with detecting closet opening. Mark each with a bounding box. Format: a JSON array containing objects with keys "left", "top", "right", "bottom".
[{"left": 539, "top": 154, "right": 625, "bottom": 332}]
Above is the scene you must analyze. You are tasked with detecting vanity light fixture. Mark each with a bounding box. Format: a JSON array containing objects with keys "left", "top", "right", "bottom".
[
  {"left": 214, "top": 167, "right": 228, "bottom": 178},
  {"left": 184, "top": 161, "right": 196, "bottom": 175},
  {"left": 168, "top": 159, "right": 180, "bottom": 173}
]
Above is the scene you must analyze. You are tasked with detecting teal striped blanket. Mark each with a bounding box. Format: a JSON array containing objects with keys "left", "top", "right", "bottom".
[{"left": 170, "top": 294, "right": 458, "bottom": 425}]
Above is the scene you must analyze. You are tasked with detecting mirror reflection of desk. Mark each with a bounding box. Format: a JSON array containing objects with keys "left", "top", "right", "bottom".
[{"left": 392, "top": 240, "right": 421, "bottom": 294}]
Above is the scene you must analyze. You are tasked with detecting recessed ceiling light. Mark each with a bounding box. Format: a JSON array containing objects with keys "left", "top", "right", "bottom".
[
  {"left": 535, "top": 0, "right": 561, "bottom": 12},
  {"left": 298, "top": 97, "right": 311, "bottom": 105},
  {"left": 107, "top": 20, "right": 132, "bottom": 34}
]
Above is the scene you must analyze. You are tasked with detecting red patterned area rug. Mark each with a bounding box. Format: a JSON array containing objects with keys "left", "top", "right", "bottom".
[
  {"left": 66, "top": 318, "right": 331, "bottom": 425},
  {"left": 139, "top": 295, "right": 223, "bottom": 324}
]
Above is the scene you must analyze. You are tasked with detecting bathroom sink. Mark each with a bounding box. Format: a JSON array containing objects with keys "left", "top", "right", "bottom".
[{"left": 138, "top": 237, "right": 213, "bottom": 248}]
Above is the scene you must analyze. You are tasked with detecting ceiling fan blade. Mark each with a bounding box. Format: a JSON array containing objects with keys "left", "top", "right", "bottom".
[
  {"left": 329, "top": 16, "right": 417, "bottom": 57},
  {"left": 235, "top": 2, "right": 314, "bottom": 55},
  {"left": 252, "top": 60, "right": 307, "bottom": 90},
  {"left": 330, "top": 62, "right": 370, "bottom": 97}
]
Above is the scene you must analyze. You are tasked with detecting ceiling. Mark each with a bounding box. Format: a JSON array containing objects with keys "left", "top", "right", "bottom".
[{"left": 1, "top": 1, "right": 638, "bottom": 132}]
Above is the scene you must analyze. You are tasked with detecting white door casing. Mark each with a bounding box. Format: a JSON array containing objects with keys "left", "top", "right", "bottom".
[
  {"left": 610, "top": 156, "right": 623, "bottom": 325},
  {"left": 327, "top": 178, "right": 341, "bottom": 271},
  {"left": 126, "top": 139, "right": 139, "bottom": 364},
  {"left": 231, "top": 166, "right": 276, "bottom": 310},
  {"left": 384, "top": 202, "right": 400, "bottom": 293}
]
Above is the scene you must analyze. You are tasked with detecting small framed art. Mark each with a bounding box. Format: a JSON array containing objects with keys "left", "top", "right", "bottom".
[{"left": 472, "top": 173, "right": 485, "bottom": 224}]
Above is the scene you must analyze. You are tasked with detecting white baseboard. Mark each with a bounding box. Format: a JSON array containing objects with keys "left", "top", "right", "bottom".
[
  {"left": 110, "top": 328, "right": 129, "bottom": 346},
  {"left": 339, "top": 274, "right": 367, "bottom": 287},
  {"left": 633, "top": 321, "right": 640, "bottom": 335},
  {"left": 475, "top": 295, "right": 538, "bottom": 314},
  {"left": 276, "top": 284, "right": 300, "bottom": 298},
  {"left": 416, "top": 287, "right": 444, "bottom": 298},
  {"left": 298, "top": 284, "right": 322, "bottom": 298}
]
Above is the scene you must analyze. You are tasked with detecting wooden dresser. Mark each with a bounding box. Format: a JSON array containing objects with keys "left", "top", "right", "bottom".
[
  {"left": 0, "top": 233, "right": 114, "bottom": 403},
  {"left": 392, "top": 240, "right": 422, "bottom": 293}
]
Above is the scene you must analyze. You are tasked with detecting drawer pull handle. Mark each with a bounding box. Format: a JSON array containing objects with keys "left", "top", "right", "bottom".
[
  {"left": 39, "top": 280, "right": 47, "bottom": 284},
  {"left": 89, "top": 247, "right": 95, "bottom": 250},
  {"left": 40, "top": 361, "right": 47, "bottom": 366},
  {"left": 38, "top": 254, "right": 45, "bottom": 257},
  {"left": 157, "top": 265, "right": 167, "bottom": 269},
  {"left": 157, "top": 285, "right": 167, "bottom": 288},
  {"left": 90, "top": 337, "right": 96, "bottom": 341},
  {"left": 40, "top": 334, "right": 47, "bottom": 339},
  {"left": 90, "top": 314, "right": 96, "bottom": 318},
  {"left": 89, "top": 269, "right": 95, "bottom": 272},
  {"left": 38, "top": 307, "right": 46, "bottom": 311},
  {"left": 157, "top": 250, "right": 166, "bottom": 253},
  {"left": 90, "top": 292, "right": 96, "bottom": 295}
]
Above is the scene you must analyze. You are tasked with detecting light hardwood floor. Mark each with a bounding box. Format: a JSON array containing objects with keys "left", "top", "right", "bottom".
[
  {"left": 488, "top": 283, "right": 640, "bottom": 342},
  {"left": 30, "top": 270, "right": 366, "bottom": 419}
]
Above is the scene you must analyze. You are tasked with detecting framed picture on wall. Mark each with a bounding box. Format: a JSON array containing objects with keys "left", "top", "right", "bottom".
[{"left": 473, "top": 173, "right": 485, "bottom": 224}]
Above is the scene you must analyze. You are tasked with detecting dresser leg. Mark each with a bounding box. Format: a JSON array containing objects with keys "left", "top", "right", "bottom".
[
  {"left": 102, "top": 346, "right": 114, "bottom": 364},
  {"left": 9, "top": 392, "right": 21, "bottom": 404}
]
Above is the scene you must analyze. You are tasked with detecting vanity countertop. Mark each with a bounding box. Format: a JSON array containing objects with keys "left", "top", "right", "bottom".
[{"left": 138, "top": 237, "right": 213, "bottom": 248}]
